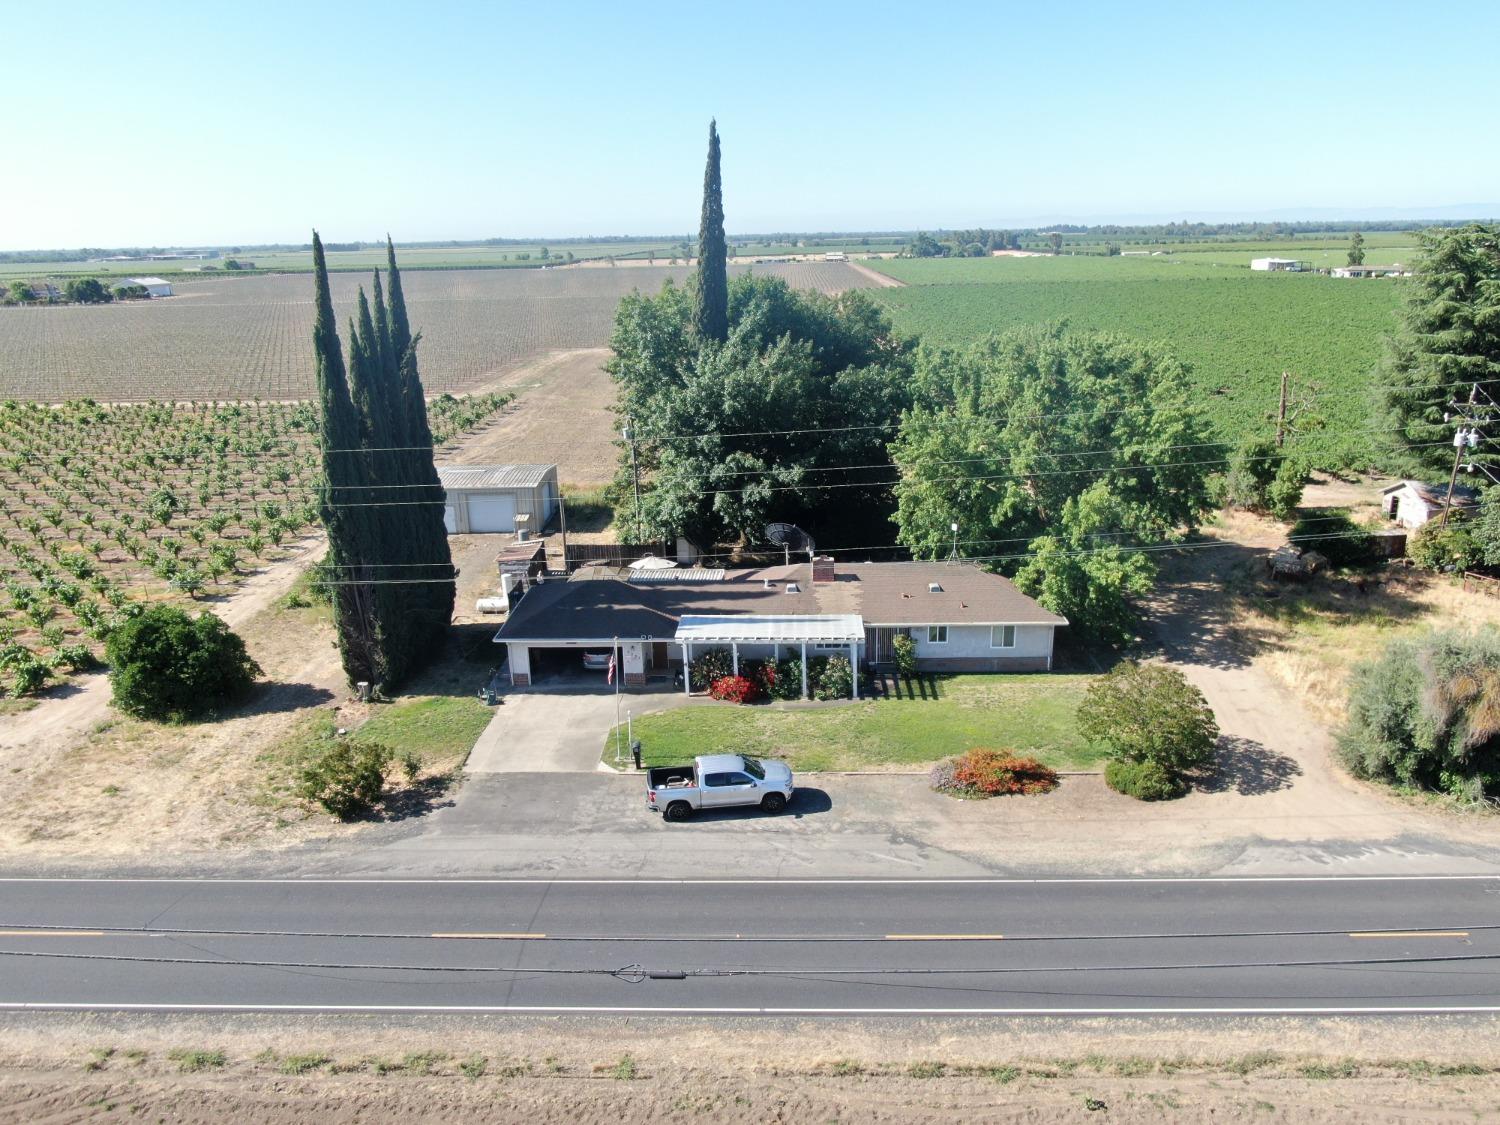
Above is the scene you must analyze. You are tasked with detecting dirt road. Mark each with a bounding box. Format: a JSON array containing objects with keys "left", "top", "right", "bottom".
[{"left": 451, "top": 347, "right": 617, "bottom": 486}]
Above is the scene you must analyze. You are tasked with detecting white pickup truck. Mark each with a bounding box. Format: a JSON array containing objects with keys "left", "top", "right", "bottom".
[{"left": 645, "top": 754, "right": 795, "bottom": 821}]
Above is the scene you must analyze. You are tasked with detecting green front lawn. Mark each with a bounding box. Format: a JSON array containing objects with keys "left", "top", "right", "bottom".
[
  {"left": 607, "top": 674, "right": 1101, "bottom": 773},
  {"left": 357, "top": 695, "right": 494, "bottom": 760}
]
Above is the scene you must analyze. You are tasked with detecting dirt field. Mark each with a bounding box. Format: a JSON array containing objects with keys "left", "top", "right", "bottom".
[
  {"left": 0, "top": 263, "right": 880, "bottom": 402},
  {"left": 5, "top": 1015, "right": 1500, "bottom": 1123},
  {"left": 451, "top": 347, "right": 618, "bottom": 486}
]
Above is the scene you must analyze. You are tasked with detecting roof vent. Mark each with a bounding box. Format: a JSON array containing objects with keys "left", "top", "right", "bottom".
[
  {"left": 763, "top": 578, "right": 773, "bottom": 589},
  {"left": 786, "top": 582, "right": 801, "bottom": 593},
  {"left": 928, "top": 582, "right": 943, "bottom": 593}
]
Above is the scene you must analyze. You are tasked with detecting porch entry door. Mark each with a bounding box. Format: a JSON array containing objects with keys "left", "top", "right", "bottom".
[{"left": 867, "top": 627, "right": 898, "bottom": 664}]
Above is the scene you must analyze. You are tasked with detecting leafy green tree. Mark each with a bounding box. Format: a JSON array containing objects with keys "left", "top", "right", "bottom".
[
  {"left": 1077, "top": 662, "right": 1218, "bottom": 776},
  {"left": 609, "top": 274, "right": 913, "bottom": 547},
  {"left": 299, "top": 738, "right": 394, "bottom": 819},
  {"left": 1407, "top": 519, "right": 1479, "bottom": 573},
  {"left": 1048, "top": 232, "right": 1063, "bottom": 254},
  {"left": 1471, "top": 489, "right": 1500, "bottom": 567},
  {"left": 8, "top": 280, "right": 34, "bottom": 302},
  {"left": 694, "top": 120, "right": 728, "bottom": 342},
  {"left": 1347, "top": 230, "right": 1366, "bottom": 266},
  {"left": 64, "top": 277, "right": 112, "bottom": 304},
  {"left": 1382, "top": 224, "right": 1500, "bottom": 477},
  {"left": 905, "top": 232, "right": 946, "bottom": 258},
  {"left": 1338, "top": 628, "right": 1500, "bottom": 800},
  {"left": 104, "top": 605, "right": 260, "bottom": 722},
  {"left": 890, "top": 326, "right": 1214, "bottom": 641},
  {"left": 1223, "top": 436, "right": 1282, "bottom": 513}
]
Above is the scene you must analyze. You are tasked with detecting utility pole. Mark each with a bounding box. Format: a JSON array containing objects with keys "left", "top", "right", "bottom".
[
  {"left": 1275, "top": 371, "right": 1290, "bottom": 448},
  {"left": 1441, "top": 384, "right": 1486, "bottom": 528},
  {"left": 623, "top": 418, "right": 642, "bottom": 544}
]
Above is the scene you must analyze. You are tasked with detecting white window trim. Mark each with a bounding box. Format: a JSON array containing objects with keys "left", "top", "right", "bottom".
[
  {"left": 991, "top": 624, "right": 1016, "bottom": 649},
  {"left": 927, "top": 625, "right": 948, "bottom": 645}
]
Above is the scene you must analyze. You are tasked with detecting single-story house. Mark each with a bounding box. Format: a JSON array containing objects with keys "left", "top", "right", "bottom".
[
  {"left": 494, "top": 557, "right": 1067, "bottom": 694},
  {"left": 1330, "top": 264, "right": 1410, "bottom": 279},
  {"left": 437, "top": 463, "right": 558, "bottom": 535},
  {"left": 1382, "top": 479, "right": 1478, "bottom": 529},
  {"left": 128, "top": 277, "right": 173, "bottom": 297}
]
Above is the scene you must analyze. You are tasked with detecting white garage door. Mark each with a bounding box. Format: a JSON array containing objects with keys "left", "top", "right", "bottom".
[
  {"left": 443, "top": 505, "right": 457, "bottom": 534},
  {"left": 466, "top": 493, "right": 517, "bottom": 533}
]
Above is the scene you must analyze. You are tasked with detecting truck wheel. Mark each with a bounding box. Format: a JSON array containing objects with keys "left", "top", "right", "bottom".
[
  {"left": 761, "top": 792, "right": 787, "bottom": 814},
  {"left": 664, "top": 801, "right": 692, "bottom": 822}
]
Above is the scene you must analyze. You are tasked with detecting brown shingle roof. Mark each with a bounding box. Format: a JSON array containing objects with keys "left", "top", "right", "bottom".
[{"left": 495, "top": 560, "right": 1065, "bottom": 643}]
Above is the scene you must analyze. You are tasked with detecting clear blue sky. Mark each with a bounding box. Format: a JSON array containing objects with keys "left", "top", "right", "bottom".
[{"left": 4, "top": 0, "right": 1497, "bottom": 248}]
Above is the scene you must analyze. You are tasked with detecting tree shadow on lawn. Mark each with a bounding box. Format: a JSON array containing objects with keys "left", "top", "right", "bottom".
[
  {"left": 1190, "top": 735, "right": 1302, "bottom": 796},
  {"left": 663, "top": 787, "right": 833, "bottom": 823}
]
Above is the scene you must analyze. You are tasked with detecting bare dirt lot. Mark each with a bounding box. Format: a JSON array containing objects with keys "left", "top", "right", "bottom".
[
  {"left": 5, "top": 1015, "right": 1500, "bottom": 1124},
  {"left": 453, "top": 347, "right": 618, "bottom": 486}
]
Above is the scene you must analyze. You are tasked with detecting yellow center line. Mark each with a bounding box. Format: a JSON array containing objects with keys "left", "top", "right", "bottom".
[
  {"left": 1348, "top": 931, "right": 1470, "bottom": 939},
  {"left": 885, "top": 934, "right": 1005, "bottom": 941},
  {"left": 430, "top": 932, "right": 547, "bottom": 940},
  {"left": 0, "top": 930, "right": 107, "bottom": 938}
]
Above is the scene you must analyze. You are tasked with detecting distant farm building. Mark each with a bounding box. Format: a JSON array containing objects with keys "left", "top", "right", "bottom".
[
  {"left": 1250, "top": 257, "right": 1310, "bottom": 272},
  {"left": 437, "top": 463, "right": 559, "bottom": 535},
  {"left": 1331, "top": 264, "right": 1410, "bottom": 279},
  {"left": 128, "top": 277, "right": 173, "bottom": 297},
  {"left": 1382, "top": 480, "right": 1478, "bottom": 529},
  {"left": 822, "top": 251, "right": 848, "bottom": 262}
]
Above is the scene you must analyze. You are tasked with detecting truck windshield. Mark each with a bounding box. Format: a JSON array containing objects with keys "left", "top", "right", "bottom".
[{"left": 740, "top": 757, "right": 765, "bottom": 779}]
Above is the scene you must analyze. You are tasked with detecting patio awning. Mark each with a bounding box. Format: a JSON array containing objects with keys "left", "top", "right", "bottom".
[{"left": 674, "top": 614, "right": 864, "bottom": 645}]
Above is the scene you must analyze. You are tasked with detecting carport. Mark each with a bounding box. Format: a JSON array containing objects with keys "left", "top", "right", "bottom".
[{"left": 675, "top": 614, "right": 865, "bottom": 700}]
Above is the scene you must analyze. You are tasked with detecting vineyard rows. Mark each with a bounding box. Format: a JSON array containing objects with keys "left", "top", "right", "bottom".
[
  {"left": 0, "top": 392, "right": 510, "bottom": 698},
  {"left": 0, "top": 262, "right": 874, "bottom": 403}
]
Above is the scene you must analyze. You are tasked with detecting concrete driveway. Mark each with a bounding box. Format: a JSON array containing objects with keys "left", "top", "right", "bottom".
[{"left": 466, "top": 688, "right": 682, "bottom": 772}]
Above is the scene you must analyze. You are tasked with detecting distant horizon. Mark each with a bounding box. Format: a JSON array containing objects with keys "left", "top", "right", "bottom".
[{"left": 5, "top": 205, "right": 1498, "bottom": 257}]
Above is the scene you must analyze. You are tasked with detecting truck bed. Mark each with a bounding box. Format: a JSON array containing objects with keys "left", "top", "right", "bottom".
[{"left": 646, "top": 765, "right": 696, "bottom": 790}]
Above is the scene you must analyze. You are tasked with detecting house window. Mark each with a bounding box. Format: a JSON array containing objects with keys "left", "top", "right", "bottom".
[
  {"left": 991, "top": 625, "right": 1016, "bottom": 649},
  {"left": 927, "top": 625, "right": 948, "bottom": 644}
]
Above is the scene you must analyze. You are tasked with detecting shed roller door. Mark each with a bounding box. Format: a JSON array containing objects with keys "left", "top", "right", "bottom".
[{"left": 467, "top": 493, "right": 517, "bottom": 532}]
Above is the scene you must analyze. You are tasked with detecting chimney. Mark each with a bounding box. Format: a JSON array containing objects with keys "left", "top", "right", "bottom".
[{"left": 811, "top": 555, "right": 835, "bottom": 584}]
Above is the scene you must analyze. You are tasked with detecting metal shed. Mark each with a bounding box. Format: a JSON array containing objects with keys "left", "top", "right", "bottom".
[{"left": 437, "top": 463, "right": 558, "bottom": 535}]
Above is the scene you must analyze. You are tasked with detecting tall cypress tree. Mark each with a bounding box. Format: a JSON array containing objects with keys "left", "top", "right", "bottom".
[
  {"left": 311, "top": 232, "right": 380, "bottom": 686},
  {"left": 693, "top": 119, "right": 728, "bottom": 342},
  {"left": 310, "top": 234, "right": 455, "bottom": 691}
]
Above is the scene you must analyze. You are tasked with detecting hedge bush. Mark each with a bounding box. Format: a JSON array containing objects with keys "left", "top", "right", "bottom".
[
  {"left": 891, "top": 632, "right": 918, "bottom": 678},
  {"left": 708, "top": 674, "right": 758, "bottom": 704},
  {"left": 1407, "top": 520, "right": 1480, "bottom": 573},
  {"left": 688, "top": 647, "right": 734, "bottom": 691},
  {"left": 1288, "top": 511, "right": 1379, "bottom": 569},
  {"left": 769, "top": 658, "right": 803, "bottom": 700},
  {"left": 1076, "top": 662, "right": 1217, "bottom": 775},
  {"left": 1104, "top": 759, "right": 1184, "bottom": 801},
  {"left": 814, "top": 655, "right": 854, "bottom": 700},
  {"left": 1338, "top": 628, "right": 1500, "bottom": 799},
  {"left": 931, "top": 749, "right": 1059, "bottom": 798}
]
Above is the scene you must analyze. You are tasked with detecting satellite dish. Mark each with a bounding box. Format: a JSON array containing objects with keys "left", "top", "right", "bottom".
[{"left": 765, "top": 522, "right": 814, "bottom": 555}]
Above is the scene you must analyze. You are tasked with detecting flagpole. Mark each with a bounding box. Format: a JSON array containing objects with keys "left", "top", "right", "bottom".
[{"left": 613, "top": 635, "right": 622, "bottom": 764}]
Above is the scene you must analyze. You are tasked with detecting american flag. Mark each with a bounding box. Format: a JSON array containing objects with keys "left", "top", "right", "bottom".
[{"left": 607, "top": 650, "right": 616, "bottom": 685}]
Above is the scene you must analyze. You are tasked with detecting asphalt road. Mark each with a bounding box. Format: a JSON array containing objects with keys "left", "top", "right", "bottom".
[{"left": 2, "top": 876, "right": 1499, "bottom": 1015}]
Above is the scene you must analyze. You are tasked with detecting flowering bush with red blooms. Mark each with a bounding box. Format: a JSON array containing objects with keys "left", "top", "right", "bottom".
[
  {"left": 742, "top": 659, "right": 777, "bottom": 698},
  {"left": 946, "top": 748, "right": 1058, "bottom": 796},
  {"left": 708, "top": 674, "right": 758, "bottom": 704}
]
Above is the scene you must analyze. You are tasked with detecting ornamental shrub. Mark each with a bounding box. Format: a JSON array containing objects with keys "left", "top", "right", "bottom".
[
  {"left": 769, "top": 658, "right": 803, "bottom": 700},
  {"left": 104, "top": 605, "right": 260, "bottom": 722},
  {"left": 1077, "top": 662, "right": 1218, "bottom": 775},
  {"left": 741, "top": 658, "right": 777, "bottom": 698},
  {"left": 298, "top": 739, "right": 393, "bottom": 820},
  {"left": 1407, "top": 520, "right": 1480, "bottom": 574},
  {"left": 688, "top": 647, "right": 733, "bottom": 691},
  {"left": 815, "top": 655, "right": 854, "bottom": 700},
  {"left": 1104, "top": 759, "right": 1184, "bottom": 801},
  {"left": 708, "top": 674, "right": 758, "bottom": 704},
  {"left": 891, "top": 632, "right": 919, "bottom": 678},
  {"left": 940, "top": 749, "right": 1059, "bottom": 797}
]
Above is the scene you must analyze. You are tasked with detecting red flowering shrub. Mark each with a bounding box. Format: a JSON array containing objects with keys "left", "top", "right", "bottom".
[
  {"left": 708, "top": 674, "right": 758, "bottom": 704},
  {"left": 946, "top": 749, "right": 1058, "bottom": 796},
  {"left": 742, "top": 659, "right": 777, "bottom": 698}
]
